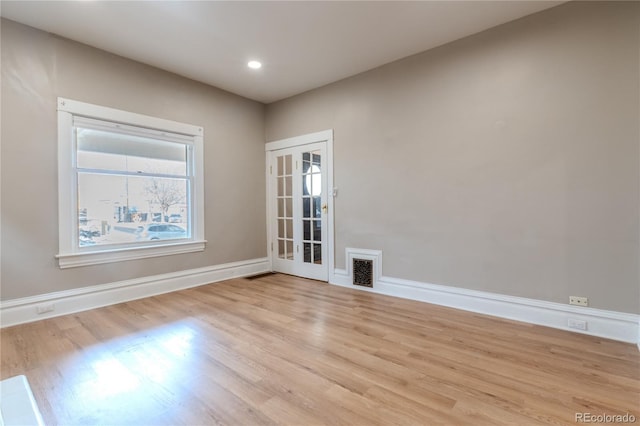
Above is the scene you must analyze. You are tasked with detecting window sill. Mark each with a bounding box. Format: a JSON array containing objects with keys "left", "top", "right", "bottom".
[{"left": 56, "top": 240, "right": 207, "bottom": 269}]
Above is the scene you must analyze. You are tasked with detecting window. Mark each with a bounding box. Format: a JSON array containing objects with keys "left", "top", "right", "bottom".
[{"left": 57, "top": 98, "right": 205, "bottom": 268}]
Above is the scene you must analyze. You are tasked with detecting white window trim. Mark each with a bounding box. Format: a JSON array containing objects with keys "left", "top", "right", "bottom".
[{"left": 56, "top": 98, "right": 206, "bottom": 268}]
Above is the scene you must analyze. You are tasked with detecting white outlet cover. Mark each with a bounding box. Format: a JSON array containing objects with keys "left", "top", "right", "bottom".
[
  {"left": 569, "top": 296, "right": 588, "bottom": 306},
  {"left": 36, "top": 304, "right": 55, "bottom": 314},
  {"left": 568, "top": 318, "right": 587, "bottom": 331}
]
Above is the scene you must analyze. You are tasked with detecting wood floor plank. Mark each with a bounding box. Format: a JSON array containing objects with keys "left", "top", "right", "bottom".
[{"left": 1, "top": 273, "right": 638, "bottom": 425}]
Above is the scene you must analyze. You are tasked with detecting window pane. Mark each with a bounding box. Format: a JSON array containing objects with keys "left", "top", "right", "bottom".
[
  {"left": 78, "top": 173, "right": 189, "bottom": 247},
  {"left": 77, "top": 127, "right": 187, "bottom": 176}
]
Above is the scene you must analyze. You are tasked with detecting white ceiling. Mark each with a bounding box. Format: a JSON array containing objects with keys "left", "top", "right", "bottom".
[{"left": 1, "top": 1, "right": 564, "bottom": 104}]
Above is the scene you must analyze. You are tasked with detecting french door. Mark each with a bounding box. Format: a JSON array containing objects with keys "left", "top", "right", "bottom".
[{"left": 268, "top": 142, "right": 328, "bottom": 281}]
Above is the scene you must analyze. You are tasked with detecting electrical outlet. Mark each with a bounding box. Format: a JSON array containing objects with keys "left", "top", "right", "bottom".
[
  {"left": 569, "top": 296, "right": 588, "bottom": 307},
  {"left": 568, "top": 318, "right": 587, "bottom": 330},
  {"left": 36, "top": 303, "right": 55, "bottom": 314}
]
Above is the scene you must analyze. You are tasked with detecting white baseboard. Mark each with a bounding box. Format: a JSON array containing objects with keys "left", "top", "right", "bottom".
[
  {"left": 331, "top": 268, "right": 639, "bottom": 345},
  {"left": 3, "top": 254, "right": 637, "bottom": 346},
  {"left": 0, "top": 257, "right": 270, "bottom": 328}
]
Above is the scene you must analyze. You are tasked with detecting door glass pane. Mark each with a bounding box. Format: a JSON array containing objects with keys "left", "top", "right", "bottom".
[
  {"left": 314, "top": 244, "right": 322, "bottom": 264},
  {"left": 303, "top": 198, "right": 310, "bottom": 218},
  {"left": 278, "top": 199, "right": 284, "bottom": 218},
  {"left": 275, "top": 153, "right": 293, "bottom": 262},
  {"left": 303, "top": 220, "right": 311, "bottom": 241},
  {"left": 285, "top": 155, "right": 292, "bottom": 175},
  {"left": 304, "top": 242, "right": 311, "bottom": 263},
  {"left": 305, "top": 168, "right": 321, "bottom": 196},
  {"left": 301, "top": 149, "right": 322, "bottom": 265},
  {"left": 285, "top": 176, "right": 292, "bottom": 197},
  {"left": 286, "top": 240, "right": 294, "bottom": 260},
  {"left": 277, "top": 177, "right": 284, "bottom": 197},
  {"left": 286, "top": 219, "right": 293, "bottom": 239},
  {"left": 285, "top": 198, "right": 292, "bottom": 217}
]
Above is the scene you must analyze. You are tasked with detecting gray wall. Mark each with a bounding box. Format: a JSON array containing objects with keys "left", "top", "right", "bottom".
[
  {"left": 1, "top": 19, "right": 267, "bottom": 300},
  {"left": 266, "top": 2, "right": 640, "bottom": 313},
  {"left": 2, "top": 2, "right": 638, "bottom": 315}
]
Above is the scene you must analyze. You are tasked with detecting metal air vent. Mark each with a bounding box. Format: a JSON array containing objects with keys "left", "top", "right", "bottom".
[{"left": 353, "top": 258, "right": 373, "bottom": 287}]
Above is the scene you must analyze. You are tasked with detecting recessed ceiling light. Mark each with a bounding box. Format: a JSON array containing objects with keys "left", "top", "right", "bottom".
[{"left": 247, "top": 60, "right": 262, "bottom": 69}]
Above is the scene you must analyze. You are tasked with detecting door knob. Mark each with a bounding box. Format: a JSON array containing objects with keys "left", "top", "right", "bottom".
[{"left": 322, "top": 203, "right": 328, "bottom": 213}]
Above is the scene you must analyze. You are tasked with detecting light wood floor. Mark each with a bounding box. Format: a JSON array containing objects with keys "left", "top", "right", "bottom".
[{"left": 1, "top": 273, "right": 639, "bottom": 425}]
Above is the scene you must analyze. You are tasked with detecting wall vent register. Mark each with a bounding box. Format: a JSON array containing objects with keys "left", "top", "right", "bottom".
[{"left": 353, "top": 258, "right": 373, "bottom": 287}]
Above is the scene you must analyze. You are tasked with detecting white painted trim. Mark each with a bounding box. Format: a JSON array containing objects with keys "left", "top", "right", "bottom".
[
  {"left": 265, "top": 152, "right": 274, "bottom": 272},
  {"left": 0, "top": 258, "right": 269, "bottom": 328},
  {"left": 265, "top": 129, "right": 333, "bottom": 152},
  {"left": 344, "top": 247, "right": 382, "bottom": 287},
  {"left": 326, "top": 135, "right": 336, "bottom": 282},
  {"left": 56, "top": 240, "right": 207, "bottom": 269},
  {"left": 58, "top": 98, "right": 203, "bottom": 136},
  {"left": 58, "top": 109, "right": 74, "bottom": 257},
  {"left": 192, "top": 132, "right": 206, "bottom": 250},
  {"left": 331, "top": 249, "right": 639, "bottom": 345}
]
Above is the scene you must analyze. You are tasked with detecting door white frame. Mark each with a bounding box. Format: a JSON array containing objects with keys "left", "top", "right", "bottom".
[{"left": 265, "top": 130, "right": 334, "bottom": 281}]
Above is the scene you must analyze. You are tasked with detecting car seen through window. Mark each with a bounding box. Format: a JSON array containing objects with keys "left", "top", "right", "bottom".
[{"left": 136, "top": 223, "right": 188, "bottom": 241}]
